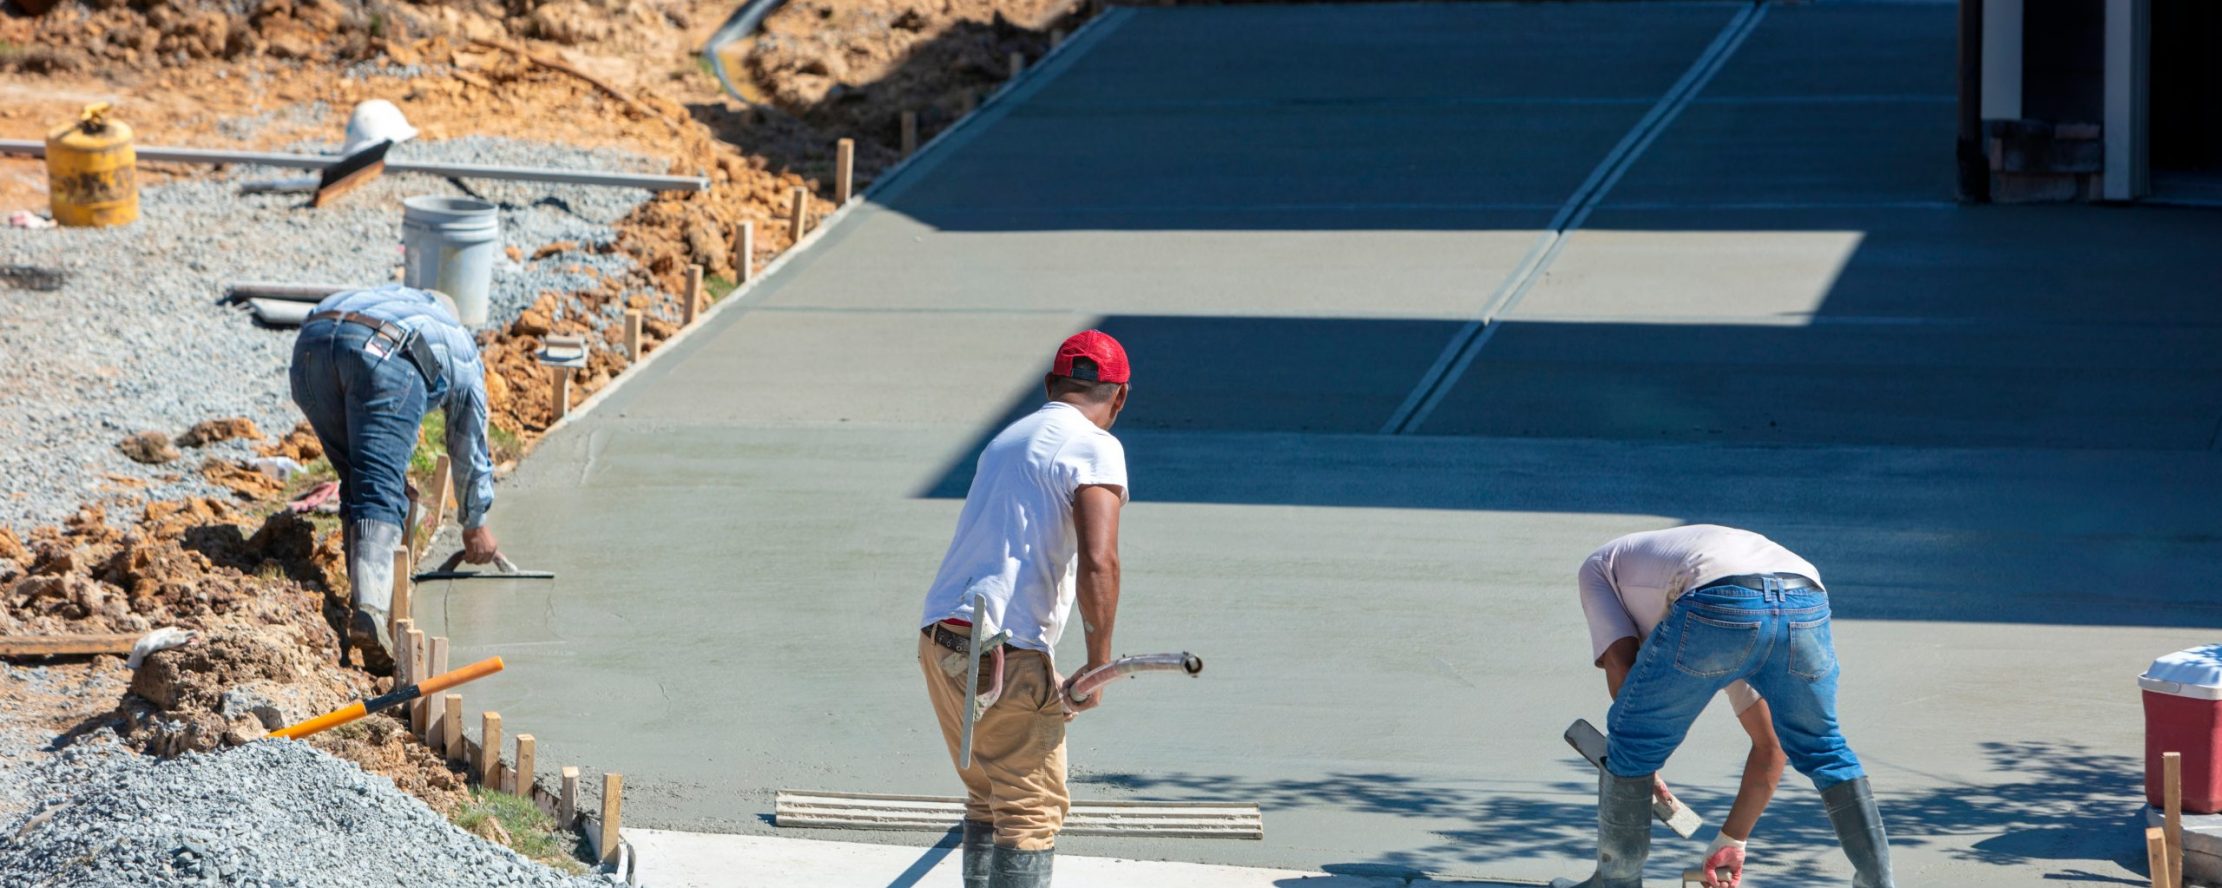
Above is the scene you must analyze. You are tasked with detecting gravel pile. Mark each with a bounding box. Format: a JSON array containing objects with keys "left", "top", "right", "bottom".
[
  {"left": 0, "top": 736, "right": 606, "bottom": 888},
  {"left": 0, "top": 135, "right": 657, "bottom": 534}
]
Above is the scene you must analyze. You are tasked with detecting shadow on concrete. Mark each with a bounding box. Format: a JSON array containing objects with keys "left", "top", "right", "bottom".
[{"left": 1086, "top": 741, "right": 2150, "bottom": 884}]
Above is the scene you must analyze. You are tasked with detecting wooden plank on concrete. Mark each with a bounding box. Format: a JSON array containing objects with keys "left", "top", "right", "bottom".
[{"left": 773, "top": 789, "right": 1263, "bottom": 839}]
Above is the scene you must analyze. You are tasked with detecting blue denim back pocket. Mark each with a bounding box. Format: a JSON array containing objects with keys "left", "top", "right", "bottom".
[
  {"left": 1788, "top": 618, "right": 1838, "bottom": 680},
  {"left": 1673, "top": 612, "right": 1760, "bottom": 678}
]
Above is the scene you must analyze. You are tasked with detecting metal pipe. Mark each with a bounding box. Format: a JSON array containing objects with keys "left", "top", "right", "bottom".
[
  {"left": 0, "top": 139, "right": 708, "bottom": 192},
  {"left": 225, "top": 282, "right": 356, "bottom": 303}
]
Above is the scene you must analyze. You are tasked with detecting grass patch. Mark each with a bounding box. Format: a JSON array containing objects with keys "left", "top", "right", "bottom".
[
  {"left": 451, "top": 787, "right": 590, "bottom": 874},
  {"left": 705, "top": 273, "right": 738, "bottom": 303},
  {"left": 408, "top": 409, "right": 525, "bottom": 489}
]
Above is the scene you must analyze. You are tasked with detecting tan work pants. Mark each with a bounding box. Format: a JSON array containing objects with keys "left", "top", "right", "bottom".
[{"left": 918, "top": 631, "right": 1069, "bottom": 850}]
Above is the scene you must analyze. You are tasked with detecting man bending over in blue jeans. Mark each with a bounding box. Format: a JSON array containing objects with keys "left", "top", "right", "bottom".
[
  {"left": 1554, "top": 525, "right": 1893, "bottom": 888},
  {"left": 290, "top": 285, "right": 500, "bottom": 674}
]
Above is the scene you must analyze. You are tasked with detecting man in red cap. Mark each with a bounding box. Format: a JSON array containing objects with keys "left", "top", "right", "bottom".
[{"left": 918, "top": 330, "right": 1132, "bottom": 888}]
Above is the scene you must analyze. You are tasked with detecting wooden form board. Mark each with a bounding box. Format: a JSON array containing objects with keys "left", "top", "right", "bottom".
[
  {"left": 0, "top": 633, "right": 138, "bottom": 657},
  {"left": 773, "top": 790, "right": 1263, "bottom": 839}
]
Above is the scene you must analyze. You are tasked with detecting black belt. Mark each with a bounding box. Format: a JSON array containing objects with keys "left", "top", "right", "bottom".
[
  {"left": 308, "top": 310, "right": 445, "bottom": 390},
  {"left": 923, "top": 622, "right": 970, "bottom": 654},
  {"left": 1694, "top": 573, "right": 1821, "bottom": 594}
]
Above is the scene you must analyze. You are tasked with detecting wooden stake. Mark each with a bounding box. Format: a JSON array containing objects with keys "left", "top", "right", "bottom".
[
  {"left": 835, "top": 138, "right": 855, "bottom": 204},
  {"left": 392, "top": 621, "right": 414, "bottom": 688},
  {"left": 550, "top": 365, "right": 572, "bottom": 422},
  {"left": 600, "top": 773, "right": 624, "bottom": 865},
  {"left": 735, "top": 220, "right": 755, "bottom": 283},
  {"left": 481, "top": 712, "right": 503, "bottom": 785},
  {"left": 559, "top": 766, "right": 580, "bottom": 825},
  {"left": 683, "top": 264, "right": 703, "bottom": 326},
  {"left": 515, "top": 734, "right": 536, "bottom": 797},
  {"left": 900, "top": 111, "right": 919, "bottom": 156},
  {"left": 406, "top": 627, "right": 428, "bottom": 733},
  {"left": 1009, "top": 52, "right": 1025, "bottom": 80},
  {"left": 2165, "top": 751, "right": 2184, "bottom": 888},
  {"left": 960, "top": 91, "right": 977, "bottom": 116},
  {"left": 443, "top": 694, "right": 463, "bottom": 760},
  {"left": 623, "top": 310, "right": 643, "bottom": 360},
  {"left": 402, "top": 497, "right": 421, "bottom": 563},
  {"left": 2149, "top": 827, "right": 2169, "bottom": 888},
  {"left": 389, "top": 549, "right": 412, "bottom": 637},
  {"left": 788, "top": 186, "right": 809, "bottom": 243},
  {"left": 1052, "top": 28, "right": 1066, "bottom": 46},
  {"left": 425, "top": 637, "right": 450, "bottom": 745}
]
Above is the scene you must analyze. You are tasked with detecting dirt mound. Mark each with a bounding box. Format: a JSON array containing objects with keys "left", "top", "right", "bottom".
[
  {"left": 117, "top": 431, "right": 181, "bottom": 465},
  {"left": 201, "top": 458, "right": 287, "bottom": 501},
  {"left": 741, "top": 0, "right": 1080, "bottom": 155},
  {"left": 0, "top": 0, "right": 704, "bottom": 73},
  {"left": 308, "top": 713, "right": 471, "bottom": 813},
  {"left": 178, "top": 417, "right": 265, "bottom": 448},
  {"left": 257, "top": 422, "right": 326, "bottom": 463}
]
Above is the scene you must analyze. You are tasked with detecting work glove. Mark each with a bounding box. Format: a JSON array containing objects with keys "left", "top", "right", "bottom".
[{"left": 1692, "top": 833, "right": 1747, "bottom": 887}]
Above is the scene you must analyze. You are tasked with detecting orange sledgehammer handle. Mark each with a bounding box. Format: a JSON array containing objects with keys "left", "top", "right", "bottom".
[{"left": 271, "top": 656, "right": 505, "bottom": 741}]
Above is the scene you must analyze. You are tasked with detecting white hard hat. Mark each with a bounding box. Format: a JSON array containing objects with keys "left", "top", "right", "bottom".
[{"left": 342, "top": 99, "right": 419, "bottom": 155}]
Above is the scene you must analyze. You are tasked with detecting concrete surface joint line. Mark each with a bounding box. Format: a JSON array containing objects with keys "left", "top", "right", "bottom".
[
  {"left": 1380, "top": 0, "right": 1770, "bottom": 436},
  {"left": 529, "top": 5, "right": 1130, "bottom": 441}
]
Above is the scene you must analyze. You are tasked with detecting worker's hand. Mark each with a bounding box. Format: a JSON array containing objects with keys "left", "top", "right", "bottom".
[
  {"left": 1654, "top": 776, "right": 1681, "bottom": 808},
  {"left": 462, "top": 526, "right": 499, "bottom": 564},
  {"left": 1060, "top": 664, "right": 1109, "bottom": 719},
  {"left": 1695, "top": 834, "right": 1747, "bottom": 887}
]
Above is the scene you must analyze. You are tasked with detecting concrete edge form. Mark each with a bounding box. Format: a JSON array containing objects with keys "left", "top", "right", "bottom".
[{"left": 774, "top": 789, "right": 1265, "bottom": 839}]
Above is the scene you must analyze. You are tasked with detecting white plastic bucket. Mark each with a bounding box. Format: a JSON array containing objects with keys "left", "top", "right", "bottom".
[{"left": 401, "top": 196, "right": 499, "bottom": 327}]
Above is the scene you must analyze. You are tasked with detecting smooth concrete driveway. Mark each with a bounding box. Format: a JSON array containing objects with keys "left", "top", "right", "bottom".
[{"left": 416, "top": 3, "right": 2222, "bottom": 885}]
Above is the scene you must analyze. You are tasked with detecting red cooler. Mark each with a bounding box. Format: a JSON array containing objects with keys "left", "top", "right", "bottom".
[{"left": 2143, "top": 644, "right": 2222, "bottom": 813}]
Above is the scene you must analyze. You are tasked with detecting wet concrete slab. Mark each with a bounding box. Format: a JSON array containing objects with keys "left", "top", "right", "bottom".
[{"left": 419, "top": 3, "right": 2222, "bottom": 886}]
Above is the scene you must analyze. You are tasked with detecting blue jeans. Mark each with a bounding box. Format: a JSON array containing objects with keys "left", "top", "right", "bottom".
[
  {"left": 1605, "top": 580, "right": 1866, "bottom": 792},
  {"left": 289, "top": 319, "right": 432, "bottom": 528}
]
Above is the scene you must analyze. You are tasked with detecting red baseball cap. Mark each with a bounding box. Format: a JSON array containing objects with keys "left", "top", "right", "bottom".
[{"left": 1051, "top": 330, "right": 1130, "bottom": 384}]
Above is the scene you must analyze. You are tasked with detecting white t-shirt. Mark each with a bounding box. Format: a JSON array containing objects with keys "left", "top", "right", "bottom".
[
  {"left": 1576, "top": 525, "right": 1822, "bottom": 714},
  {"left": 920, "top": 402, "right": 1129, "bottom": 657}
]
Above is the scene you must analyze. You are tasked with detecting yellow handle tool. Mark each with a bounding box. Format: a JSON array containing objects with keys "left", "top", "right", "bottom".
[{"left": 272, "top": 656, "right": 505, "bottom": 741}]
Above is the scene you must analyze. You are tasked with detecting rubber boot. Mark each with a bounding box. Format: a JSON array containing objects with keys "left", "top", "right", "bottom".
[
  {"left": 960, "top": 820, "right": 993, "bottom": 888},
  {"left": 1823, "top": 777, "right": 1895, "bottom": 888},
  {"left": 346, "top": 519, "right": 402, "bottom": 675},
  {"left": 1549, "top": 770, "right": 1655, "bottom": 888},
  {"left": 988, "top": 845, "right": 1053, "bottom": 888}
]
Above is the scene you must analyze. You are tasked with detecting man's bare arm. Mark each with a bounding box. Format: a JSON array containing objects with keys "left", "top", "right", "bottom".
[
  {"left": 1720, "top": 698, "right": 1786, "bottom": 841},
  {"left": 1069, "top": 484, "right": 1123, "bottom": 711},
  {"left": 1598, "top": 636, "right": 1639, "bottom": 699}
]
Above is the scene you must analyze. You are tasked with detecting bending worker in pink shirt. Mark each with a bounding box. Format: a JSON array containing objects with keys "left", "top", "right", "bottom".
[
  {"left": 1555, "top": 525, "right": 1894, "bottom": 888},
  {"left": 918, "top": 331, "right": 1132, "bottom": 888}
]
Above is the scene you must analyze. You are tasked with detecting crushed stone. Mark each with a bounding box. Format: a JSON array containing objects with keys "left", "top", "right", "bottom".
[{"left": 0, "top": 735, "right": 603, "bottom": 888}]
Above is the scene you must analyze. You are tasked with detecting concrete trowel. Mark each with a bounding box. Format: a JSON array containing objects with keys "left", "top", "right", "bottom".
[{"left": 411, "top": 550, "right": 555, "bottom": 582}]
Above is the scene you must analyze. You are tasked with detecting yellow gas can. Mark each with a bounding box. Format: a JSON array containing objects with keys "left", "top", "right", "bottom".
[{"left": 46, "top": 102, "right": 138, "bottom": 228}]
